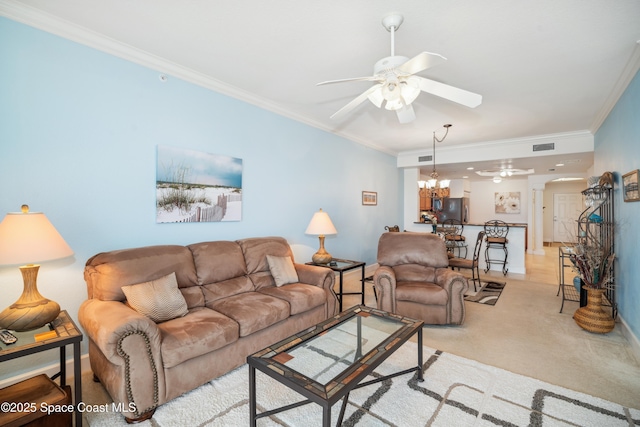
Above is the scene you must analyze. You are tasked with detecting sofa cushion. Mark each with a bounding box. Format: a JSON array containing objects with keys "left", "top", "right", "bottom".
[
  {"left": 377, "top": 232, "right": 449, "bottom": 269},
  {"left": 259, "top": 283, "right": 326, "bottom": 315},
  {"left": 84, "top": 245, "right": 200, "bottom": 302},
  {"left": 201, "top": 276, "right": 255, "bottom": 305},
  {"left": 157, "top": 307, "right": 239, "bottom": 369},
  {"left": 121, "top": 272, "right": 188, "bottom": 323},
  {"left": 209, "top": 292, "right": 290, "bottom": 337},
  {"left": 238, "top": 237, "right": 294, "bottom": 290},
  {"left": 395, "top": 282, "right": 449, "bottom": 306},
  {"left": 188, "top": 241, "right": 248, "bottom": 284},
  {"left": 392, "top": 264, "right": 437, "bottom": 283},
  {"left": 266, "top": 255, "right": 298, "bottom": 287}
]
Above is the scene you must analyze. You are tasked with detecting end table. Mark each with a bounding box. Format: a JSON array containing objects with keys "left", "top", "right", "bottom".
[
  {"left": 0, "top": 310, "right": 83, "bottom": 427},
  {"left": 306, "top": 258, "right": 366, "bottom": 312}
]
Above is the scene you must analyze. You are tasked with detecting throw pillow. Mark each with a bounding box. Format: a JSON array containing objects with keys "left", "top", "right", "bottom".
[
  {"left": 266, "top": 255, "right": 299, "bottom": 287},
  {"left": 121, "top": 272, "right": 188, "bottom": 323}
]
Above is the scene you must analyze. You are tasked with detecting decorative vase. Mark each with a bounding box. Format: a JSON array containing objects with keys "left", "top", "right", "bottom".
[{"left": 573, "top": 286, "right": 615, "bottom": 333}]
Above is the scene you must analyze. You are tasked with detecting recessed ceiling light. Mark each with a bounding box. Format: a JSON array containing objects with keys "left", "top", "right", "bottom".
[
  {"left": 555, "top": 163, "right": 565, "bottom": 167},
  {"left": 466, "top": 167, "right": 474, "bottom": 170},
  {"left": 475, "top": 168, "right": 534, "bottom": 177},
  {"left": 552, "top": 177, "right": 584, "bottom": 182},
  {"left": 462, "top": 175, "right": 469, "bottom": 179}
]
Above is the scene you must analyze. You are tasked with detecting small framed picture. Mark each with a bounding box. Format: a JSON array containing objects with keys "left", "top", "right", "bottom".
[
  {"left": 362, "top": 191, "right": 377, "bottom": 206},
  {"left": 622, "top": 169, "right": 639, "bottom": 202}
]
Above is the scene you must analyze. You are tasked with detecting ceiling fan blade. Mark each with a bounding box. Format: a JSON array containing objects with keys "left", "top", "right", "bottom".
[
  {"left": 397, "top": 52, "right": 447, "bottom": 75},
  {"left": 396, "top": 104, "right": 416, "bottom": 124},
  {"left": 367, "top": 87, "right": 384, "bottom": 108},
  {"left": 414, "top": 76, "right": 482, "bottom": 108},
  {"left": 330, "top": 83, "right": 384, "bottom": 120},
  {"left": 317, "top": 75, "right": 381, "bottom": 86}
]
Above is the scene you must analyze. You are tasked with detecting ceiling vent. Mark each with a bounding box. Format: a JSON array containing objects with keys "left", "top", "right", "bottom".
[
  {"left": 418, "top": 155, "right": 433, "bottom": 162},
  {"left": 533, "top": 143, "right": 555, "bottom": 152}
]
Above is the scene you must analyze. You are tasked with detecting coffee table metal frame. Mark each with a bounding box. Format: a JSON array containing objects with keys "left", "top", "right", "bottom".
[{"left": 248, "top": 305, "right": 424, "bottom": 427}]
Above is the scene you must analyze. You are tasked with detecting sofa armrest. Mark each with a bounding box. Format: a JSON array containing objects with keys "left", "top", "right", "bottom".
[
  {"left": 373, "top": 266, "right": 397, "bottom": 313},
  {"left": 294, "top": 263, "right": 338, "bottom": 315},
  {"left": 78, "top": 299, "right": 164, "bottom": 418}
]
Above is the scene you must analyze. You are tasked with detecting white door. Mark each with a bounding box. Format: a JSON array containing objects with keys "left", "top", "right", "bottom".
[{"left": 553, "top": 193, "right": 582, "bottom": 243}]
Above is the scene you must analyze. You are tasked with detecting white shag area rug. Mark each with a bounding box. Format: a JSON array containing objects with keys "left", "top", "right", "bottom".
[{"left": 85, "top": 342, "right": 639, "bottom": 426}]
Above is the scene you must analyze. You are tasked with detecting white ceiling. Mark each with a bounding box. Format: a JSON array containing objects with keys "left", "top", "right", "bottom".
[{"left": 3, "top": 0, "right": 640, "bottom": 181}]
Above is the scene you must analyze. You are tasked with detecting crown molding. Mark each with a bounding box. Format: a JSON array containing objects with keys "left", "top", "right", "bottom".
[
  {"left": 0, "top": 0, "right": 396, "bottom": 156},
  {"left": 397, "top": 130, "right": 594, "bottom": 168},
  {"left": 590, "top": 40, "right": 640, "bottom": 133}
]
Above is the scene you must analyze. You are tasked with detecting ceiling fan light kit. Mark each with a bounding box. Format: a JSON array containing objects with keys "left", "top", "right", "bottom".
[{"left": 318, "top": 14, "right": 482, "bottom": 123}]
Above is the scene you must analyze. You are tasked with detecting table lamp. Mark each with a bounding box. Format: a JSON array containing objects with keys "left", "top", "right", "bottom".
[
  {"left": 0, "top": 205, "right": 74, "bottom": 331},
  {"left": 305, "top": 208, "right": 337, "bottom": 264}
]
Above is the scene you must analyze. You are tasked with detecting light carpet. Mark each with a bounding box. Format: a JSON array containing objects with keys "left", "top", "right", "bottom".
[
  {"left": 84, "top": 342, "right": 639, "bottom": 426},
  {"left": 464, "top": 280, "right": 506, "bottom": 306}
]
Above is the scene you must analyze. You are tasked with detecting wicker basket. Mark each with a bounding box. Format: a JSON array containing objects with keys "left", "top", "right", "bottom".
[{"left": 573, "top": 286, "right": 615, "bottom": 333}]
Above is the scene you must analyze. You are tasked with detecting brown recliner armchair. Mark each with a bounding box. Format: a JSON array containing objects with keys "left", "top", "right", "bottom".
[{"left": 373, "top": 232, "right": 469, "bottom": 325}]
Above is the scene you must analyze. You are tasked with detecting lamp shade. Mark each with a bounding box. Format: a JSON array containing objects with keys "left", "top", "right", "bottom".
[
  {"left": 0, "top": 206, "right": 74, "bottom": 266},
  {"left": 305, "top": 209, "right": 337, "bottom": 236}
]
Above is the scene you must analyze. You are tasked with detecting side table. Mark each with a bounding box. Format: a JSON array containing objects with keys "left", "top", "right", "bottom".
[
  {"left": 0, "top": 310, "right": 83, "bottom": 427},
  {"left": 306, "top": 258, "right": 366, "bottom": 312}
]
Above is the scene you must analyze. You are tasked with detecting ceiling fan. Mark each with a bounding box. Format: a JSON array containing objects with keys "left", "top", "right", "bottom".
[{"left": 318, "top": 14, "right": 482, "bottom": 124}]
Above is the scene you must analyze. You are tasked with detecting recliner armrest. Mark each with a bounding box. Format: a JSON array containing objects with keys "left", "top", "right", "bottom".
[
  {"left": 435, "top": 268, "right": 469, "bottom": 295},
  {"left": 373, "top": 266, "right": 397, "bottom": 313}
]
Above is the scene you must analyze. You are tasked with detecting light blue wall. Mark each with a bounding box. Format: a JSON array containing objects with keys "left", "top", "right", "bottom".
[
  {"left": 0, "top": 18, "right": 401, "bottom": 378},
  {"left": 594, "top": 69, "right": 640, "bottom": 341}
]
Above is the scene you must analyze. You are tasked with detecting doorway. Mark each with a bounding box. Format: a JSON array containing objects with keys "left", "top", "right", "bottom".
[{"left": 553, "top": 193, "right": 582, "bottom": 244}]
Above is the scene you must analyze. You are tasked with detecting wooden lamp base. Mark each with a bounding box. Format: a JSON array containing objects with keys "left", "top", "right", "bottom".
[
  {"left": 0, "top": 264, "right": 60, "bottom": 331},
  {"left": 311, "top": 235, "right": 333, "bottom": 264}
]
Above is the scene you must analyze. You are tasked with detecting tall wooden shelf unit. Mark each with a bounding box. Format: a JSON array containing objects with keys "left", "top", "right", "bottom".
[{"left": 577, "top": 184, "right": 616, "bottom": 318}]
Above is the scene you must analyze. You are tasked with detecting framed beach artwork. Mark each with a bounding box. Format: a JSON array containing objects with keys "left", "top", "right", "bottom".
[
  {"left": 156, "top": 146, "right": 243, "bottom": 223},
  {"left": 622, "top": 169, "right": 639, "bottom": 202},
  {"left": 362, "top": 191, "right": 377, "bottom": 206},
  {"left": 495, "top": 192, "right": 521, "bottom": 214}
]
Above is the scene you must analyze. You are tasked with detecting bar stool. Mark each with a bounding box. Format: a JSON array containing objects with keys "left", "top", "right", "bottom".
[
  {"left": 449, "top": 231, "right": 484, "bottom": 291},
  {"left": 484, "top": 220, "right": 509, "bottom": 275},
  {"left": 442, "top": 219, "right": 467, "bottom": 258}
]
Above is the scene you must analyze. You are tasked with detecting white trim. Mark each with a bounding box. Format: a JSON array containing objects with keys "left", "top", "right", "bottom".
[
  {"left": 0, "top": 0, "right": 396, "bottom": 156},
  {"left": 397, "top": 130, "right": 594, "bottom": 168},
  {"left": 0, "top": 353, "right": 91, "bottom": 389},
  {"left": 619, "top": 314, "right": 640, "bottom": 366},
  {"left": 590, "top": 40, "right": 640, "bottom": 133}
]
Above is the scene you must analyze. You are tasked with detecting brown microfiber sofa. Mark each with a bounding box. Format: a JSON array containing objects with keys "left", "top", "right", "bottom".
[
  {"left": 78, "top": 236, "right": 337, "bottom": 422},
  {"left": 373, "top": 232, "right": 468, "bottom": 325}
]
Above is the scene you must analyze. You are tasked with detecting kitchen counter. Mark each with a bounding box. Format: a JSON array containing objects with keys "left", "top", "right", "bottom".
[
  {"left": 413, "top": 222, "right": 527, "bottom": 228},
  {"left": 411, "top": 221, "right": 526, "bottom": 274}
]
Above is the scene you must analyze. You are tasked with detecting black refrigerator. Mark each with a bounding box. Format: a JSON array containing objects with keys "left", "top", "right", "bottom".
[{"left": 438, "top": 197, "right": 469, "bottom": 223}]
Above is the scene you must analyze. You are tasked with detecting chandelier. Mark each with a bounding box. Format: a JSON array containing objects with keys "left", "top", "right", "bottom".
[{"left": 418, "top": 124, "right": 451, "bottom": 199}]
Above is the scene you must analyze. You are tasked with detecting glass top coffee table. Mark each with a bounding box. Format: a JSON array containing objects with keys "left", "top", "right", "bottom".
[{"left": 248, "top": 305, "right": 424, "bottom": 427}]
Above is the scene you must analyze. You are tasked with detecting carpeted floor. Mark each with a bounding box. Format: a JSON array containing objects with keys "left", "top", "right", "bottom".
[{"left": 83, "top": 341, "right": 639, "bottom": 426}]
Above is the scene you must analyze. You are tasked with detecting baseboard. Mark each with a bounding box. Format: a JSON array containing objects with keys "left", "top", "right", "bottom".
[
  {"left": 619, "top": 314, "right": 640, "bottom": 365},
  {"left": 0, "top": 353, "right": 91, "bottom": 389}
]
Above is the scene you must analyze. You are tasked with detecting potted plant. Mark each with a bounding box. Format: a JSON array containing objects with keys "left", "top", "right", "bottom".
[{"left": 568, "top": 242, "right": 615, "bottom": 333}]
